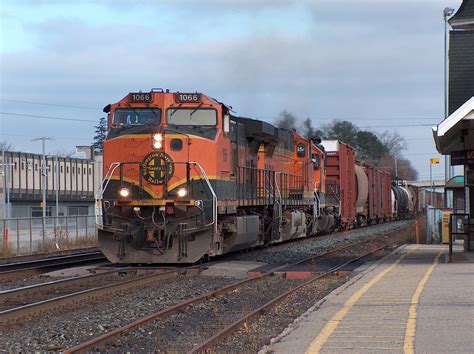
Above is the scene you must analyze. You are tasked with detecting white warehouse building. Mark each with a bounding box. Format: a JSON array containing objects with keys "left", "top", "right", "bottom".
[{"left": 1, "top": 147, "right": 103, "bottom": 219}]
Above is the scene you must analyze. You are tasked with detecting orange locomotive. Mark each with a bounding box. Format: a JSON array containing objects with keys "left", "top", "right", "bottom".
[{"left": 97, "top": 89, "right": 328, "bottom": 263}]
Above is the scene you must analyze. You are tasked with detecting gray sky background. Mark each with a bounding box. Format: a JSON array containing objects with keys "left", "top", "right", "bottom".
[{"left": 0, "top": 0, "right": 463, "bottom": 180}]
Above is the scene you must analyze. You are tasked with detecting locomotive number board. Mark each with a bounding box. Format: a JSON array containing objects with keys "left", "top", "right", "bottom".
[
  {"left": 175, "top": 93, "right": 202, "bottom": 103},
  {"left": 129, "top": 92, "right": 152, "bottom": 103}
]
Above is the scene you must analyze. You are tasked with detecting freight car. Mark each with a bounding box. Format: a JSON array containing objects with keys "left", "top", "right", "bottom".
[
  {"left": 96, "top": 89, "right": 399, "bottom": 264},
  {"left": 391, "top": 181, "right": 418, "bottom": 218},
  {"left": 354, "top": 161, "right": 392, "bottom": 225}
]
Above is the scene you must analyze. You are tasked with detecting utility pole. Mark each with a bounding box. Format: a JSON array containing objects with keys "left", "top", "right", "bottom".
[
  {"left": 430, "top": 157, "right": 440, "bottom": 242},
  {"left": 55, "top": 155, "right": 59, "bottom": 217},
  {"left": 2, "top": 149, "right": 6, "bottom": 220},
  {"left": 394, "top": 156, "right": 398, "bottom": 178},
  {"left": 31, "top": 137, "right": 54, "bottom": 218},
  {"left": 444, "top": 8, "right": 455, "bottom": 182},
  {"left": 1, "top": 150, "right": 13, "bottom": 220}
]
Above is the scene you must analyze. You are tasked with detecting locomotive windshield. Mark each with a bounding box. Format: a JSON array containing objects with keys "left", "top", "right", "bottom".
[
  {"left": 113, "top": 108, "right": 161, "bottom": 126},
  {"left": 167, "top": 108, "right": 217, "bottom": 126}
]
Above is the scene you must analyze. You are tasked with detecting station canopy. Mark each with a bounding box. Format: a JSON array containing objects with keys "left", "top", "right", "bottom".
[{"left": 433, "top": 97, "right": 474, "bottom": 154}]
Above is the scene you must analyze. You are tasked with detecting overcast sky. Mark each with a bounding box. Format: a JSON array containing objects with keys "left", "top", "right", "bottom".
[{"left": 0, "top": 0, "right": 463, "bottom": 180}]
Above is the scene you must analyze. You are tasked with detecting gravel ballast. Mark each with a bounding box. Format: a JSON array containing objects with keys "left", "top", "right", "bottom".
[
  {"left": 0, "top": 275, "right": 235, "bottom": 351},
  {"left": 0, "top": 220, "right": 413, "bottom": 352},
  {"left": 232, "top": 220, "right": 412, "bottom": 265}
]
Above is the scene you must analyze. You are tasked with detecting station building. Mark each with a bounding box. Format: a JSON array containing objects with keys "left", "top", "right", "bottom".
[
  {"left": 433, "top": 0, "right": 474, "bottom": 250},
  {"left": 0, "top": 147, "right": 103, "bottom": 219}
]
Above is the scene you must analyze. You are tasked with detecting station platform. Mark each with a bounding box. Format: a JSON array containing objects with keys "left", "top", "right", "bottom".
[{"left": 266, "top": 243, "right": 474, "bottom": 353}]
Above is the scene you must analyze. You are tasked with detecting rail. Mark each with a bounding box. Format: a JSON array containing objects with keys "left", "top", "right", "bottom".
[
  {"left": 64, "top": 234, "right": 403, "bottom": 353},
  {"left": 0, "top": 267, "right": 201, "bottom": 325},
  {"left": 190, "top": 239, "right": 399, "bottom": 353}
]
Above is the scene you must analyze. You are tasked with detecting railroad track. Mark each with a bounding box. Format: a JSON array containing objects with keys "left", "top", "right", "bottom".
[
  {"left": 63, "top": 233, "right": 405, "bottom": 353},
  {"left": 0, "top": 251, "right": 108, "bottom": 281},
  {"left": 0, "top": 266, "right": 200, "bottom": 325}
]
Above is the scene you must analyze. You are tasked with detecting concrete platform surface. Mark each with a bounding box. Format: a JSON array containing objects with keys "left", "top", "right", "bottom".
[{"left": 265, "top": 244, "right": 474, "bottom": 353}]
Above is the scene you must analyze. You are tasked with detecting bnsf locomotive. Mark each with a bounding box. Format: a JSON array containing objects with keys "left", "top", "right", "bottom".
[{"left": 97, "top": 89, "right": 410, "bottom": 264}]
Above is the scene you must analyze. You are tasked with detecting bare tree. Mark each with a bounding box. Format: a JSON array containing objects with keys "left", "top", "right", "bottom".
[
  {"left": 379, "top": 131, "right": 407, "bottom": 159},
  {"left": 397, "top": 158, "right": 419, "bottom": 180},
  {"left": 377, "top": 154, "right": 418, "bottom": 180},
  {"left": 0, "top": 141, "right": 14, "bottom": 151}
]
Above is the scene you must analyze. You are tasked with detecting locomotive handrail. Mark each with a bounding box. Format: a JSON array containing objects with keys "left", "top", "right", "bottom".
[
  {"left": 274, "top": 172, "right": 283, "bottom": 223},
  {"left": 188, "top": 161, "right": 218, "bottom": 235},
  {"left": 314, "top": 190, "right": 321, "bottom": 218},
  {"left": 95, "top": 162, "right": 121, "bottom": 227},
  {"left": 96, "top": 160, "right": 217, "bottom": 235}
]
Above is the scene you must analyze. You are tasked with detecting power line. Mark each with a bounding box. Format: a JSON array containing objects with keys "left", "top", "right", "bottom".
[
  {"left": 0, "top": 97, "right": 444, "bottom": 121},
  {"left": 0, "top": 132, "right": 92, "bottom": 141},
  {"left": 359, "top": 124, "right": 435, "bottom": 128},
  {"left": 0, "top": 111, "right": 435, "bottom": 128},
  {"left": 0, "top": 98, "right": 101, "bottom": 110},
  {"left": 405, "top": 138, "right": 435, "bottom": 141},
  {"left": 318, "top": 117, "right": 439, "bottom": 121},
  {"left": 404, "top": 152, "right": 442, "bottom": 156},
  {"left": 0, "top": 111, "right": 97, "bottom": 123}
]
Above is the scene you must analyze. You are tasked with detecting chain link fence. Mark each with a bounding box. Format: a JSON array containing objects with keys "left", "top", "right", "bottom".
[{"left": 1, "top": 215, "right": 97, "bottom": 257}]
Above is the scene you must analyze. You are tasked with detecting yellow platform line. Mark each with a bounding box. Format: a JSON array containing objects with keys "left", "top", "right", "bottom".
[
  {"left": 329, "top": 340, "right": 404, "bottom": 344},
  {"left": 305, "top": 247, "right": 417, "bottom": 354},
  {"left": 333, "top": 330, "right": 406, "bottom": 335},
  {"left": 337, "top": 324, "right": 406, "bottom": 328},
  {"left": 403, "top": 249, "right": 443, "bottom": 354},
  {"left": 334, "top": 335, "right": 404, "bottom": 339},
  {"left": 324, "top": 346, "right": 403, "bottom": 350}
]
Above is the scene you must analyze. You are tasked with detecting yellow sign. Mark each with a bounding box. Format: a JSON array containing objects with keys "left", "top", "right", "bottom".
[
  {"left": 40, "top": 202, "right": 44, "bottom": 208},
  {"left": 430, "top": 158, "right": 440, "bottom": 164}
]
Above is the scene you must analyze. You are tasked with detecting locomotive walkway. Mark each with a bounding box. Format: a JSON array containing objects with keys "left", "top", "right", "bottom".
[{"left": 266, "top": 243, "right": 474, "bottom": 353}]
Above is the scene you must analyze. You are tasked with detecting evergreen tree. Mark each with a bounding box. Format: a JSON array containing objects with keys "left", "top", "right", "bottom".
[{"left": 92, "top": 117, "right": 107, "bottom": 150}]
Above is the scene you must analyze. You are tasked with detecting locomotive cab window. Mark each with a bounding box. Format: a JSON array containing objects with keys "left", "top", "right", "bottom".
[
  {"left": 311, "top": 154, "right": 320, "bottom": 168},
  {"left": 167, "top": 108, "right": 217, "bottom": 126},
  {"left": 113, "top": 108, "right": 161, "bottom": 127}
]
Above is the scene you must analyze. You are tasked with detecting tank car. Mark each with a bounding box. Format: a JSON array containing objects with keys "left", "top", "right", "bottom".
[
  {"left": 391, "top": 181, "right": 418, "bottom": 219},
  {"left": 97, "top": 89, "right": 328, "bottom": 263}
]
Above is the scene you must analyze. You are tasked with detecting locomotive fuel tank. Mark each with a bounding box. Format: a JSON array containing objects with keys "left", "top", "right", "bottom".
[{"left": 221, "top": 215, "right": 260, "bottom": 253}]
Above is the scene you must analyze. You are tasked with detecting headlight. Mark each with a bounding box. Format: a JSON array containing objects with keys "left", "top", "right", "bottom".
[
  {"left": 177, "top": 187, "right": 188, "bottom": 198},
  {"left": 153, "top": 141, "right": 163, "bottom": 149},
  {"left": 153, "top": 133, "right": 163, "bottom": 142},
  {"left": 119, "top": 187, "right": 130, "bottom": 198}
]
